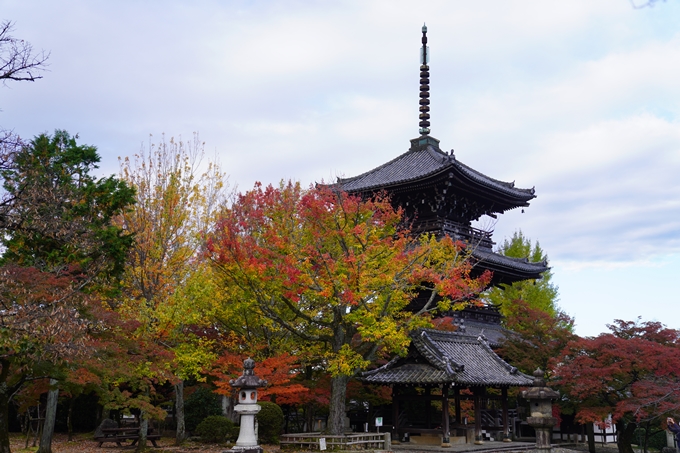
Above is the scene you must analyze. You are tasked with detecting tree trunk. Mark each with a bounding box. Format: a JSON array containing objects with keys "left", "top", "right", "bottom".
[
  {"left": 327, "top": 375, "right": 350, "bottom": 435},
  {"left": 587, "top": 422, "right": 596, "bottom": 453},
  {"left": 67, "top": 397, "right": 75, "bottom": 441},
  {"left": 37, "top": 379, "right": 59, "bottom": 453},
  {"left": 643, "top": 421, "right": 649, "bottom": 453},
  {"left": 0, "top": 358, "right": 14, "bottom": 453},
  {"left": 616, "top": 420, "right": 637, "bottom": 453},
  {"left": 175, "top": 380, "right": 186, "bottom": 445},
  {"left": 136, "top": 415, "right": 148, "bottom": 452},
  {"left": 0, "top": 384, "right": 11, "bottom": 453},
  {"left": 136, "top": 388, "right": 150, "bottom": 452}
]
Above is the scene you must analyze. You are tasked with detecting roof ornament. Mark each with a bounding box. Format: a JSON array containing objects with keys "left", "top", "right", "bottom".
[
  {"left": 458, "top": 318, "right": 466, "bottom": 333},
  {"left": 419, "top": 23, "right": 431, "bottom": 136}
]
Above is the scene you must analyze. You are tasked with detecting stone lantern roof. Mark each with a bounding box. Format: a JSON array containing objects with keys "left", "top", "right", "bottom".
[
  {"left": 229, "top": 358, "right": 268, "bottom": 389},
  {"left": 521, "top": 369, "right": 560, "bottom": 400}
]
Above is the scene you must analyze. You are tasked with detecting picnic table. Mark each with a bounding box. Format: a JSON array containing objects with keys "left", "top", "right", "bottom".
[{"left": 95, "top": 426, "right": 161, "bottom": 447}]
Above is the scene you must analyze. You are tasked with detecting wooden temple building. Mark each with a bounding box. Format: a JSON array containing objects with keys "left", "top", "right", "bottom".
[{"left": 336, "top": 25, "right": 548, "bottom": 446}]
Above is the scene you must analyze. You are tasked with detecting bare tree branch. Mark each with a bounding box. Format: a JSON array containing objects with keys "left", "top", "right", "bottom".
[{"left": 0, "top": 21, "right": 49, "bottom": 84}]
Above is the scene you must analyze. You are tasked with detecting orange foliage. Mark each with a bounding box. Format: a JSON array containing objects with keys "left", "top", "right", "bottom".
[{"left": 211, "top": 352, "right": 311, "bottom": 405}]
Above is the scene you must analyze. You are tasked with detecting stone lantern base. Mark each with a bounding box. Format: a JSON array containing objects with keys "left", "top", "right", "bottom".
[
  {"left": 226, "top": 447, "right": 263, "bottom": 453},
  {"left": 527, "top": 416, "right": 556, "bottom": 453}
]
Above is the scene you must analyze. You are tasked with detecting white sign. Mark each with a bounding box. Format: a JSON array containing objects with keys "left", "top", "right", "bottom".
[
  {"left": 319, "top": 437, "right": 327, "bottom": 451},
  {"left": 375, "top": 417, "right": 383, "bottom": 427}
]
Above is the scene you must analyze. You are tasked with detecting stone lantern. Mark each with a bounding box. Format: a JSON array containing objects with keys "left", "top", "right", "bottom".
[
  {"left": 228, "top": 358, "right": 268, "bottom": 453},
  {"left": 520, "top": 369, "right": 559, "bottom": 453}
]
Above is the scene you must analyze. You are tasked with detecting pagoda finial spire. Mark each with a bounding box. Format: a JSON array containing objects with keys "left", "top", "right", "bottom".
[{"left": 419, "top": 23, "right": 431, "bottom": 136}]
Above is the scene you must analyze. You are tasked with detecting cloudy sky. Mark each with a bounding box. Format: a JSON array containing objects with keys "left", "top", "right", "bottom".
[{"left": 2, "top": 0, "right": 678, "bottom": 337}]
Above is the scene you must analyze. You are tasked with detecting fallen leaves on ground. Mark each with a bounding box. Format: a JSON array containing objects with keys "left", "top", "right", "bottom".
[{"left": 13, "top": 433, "right": 281, "bottom": 453}]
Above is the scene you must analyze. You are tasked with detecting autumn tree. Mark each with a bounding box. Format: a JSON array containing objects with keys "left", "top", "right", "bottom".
[
  {"left": 497, "top": 299, "right": 576, "bottom": 378},
  {"left": 206, "top": 182, "right": 490, "bottom": 434},
  {"left": 0, "top": 131, "right": 135, "bottom": 453},
  {"left": 188, "top": 261, "right": 331, "bottom": 429},
  {"left": 116, "top": 134, "right": 227, "bottom": 447},
  {"left": 212, "top": 352, "right": 310, "bottom": 405},
  {"left": 553, "top": 319, "right": 680, "bottom": 453}
]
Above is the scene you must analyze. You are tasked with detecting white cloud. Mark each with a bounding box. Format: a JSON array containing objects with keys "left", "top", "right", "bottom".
[{"left": 3, "top": 0, "right": 680, "bottom": 335}]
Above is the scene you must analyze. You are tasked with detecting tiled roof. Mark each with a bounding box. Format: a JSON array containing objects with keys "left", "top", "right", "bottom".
[
  {"left": 360, "top": 362, "right": 451, "bottom": 385},
  {"left": 361, "top": 329, "right": 533, "bottom": 387},
  {"left": 471, "top": 248, "right": 549, "bottom": 276},
  {"left": 455, "top": 320, "right": 508, "bottom": 348},
  {"left": 337, "top": 145, "right": 535, "bottom": 204}
]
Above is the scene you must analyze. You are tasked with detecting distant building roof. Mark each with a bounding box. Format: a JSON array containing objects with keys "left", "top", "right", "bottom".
[
  {"left": 453, "top": 319, "right": 508, "bottom": 348},
  {"left": 361, "top": 328, "right": 532, "bottom": 387}
]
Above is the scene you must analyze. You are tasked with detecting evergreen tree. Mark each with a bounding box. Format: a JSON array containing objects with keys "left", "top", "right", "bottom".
[
  {"left": 486, "top": 230, "right": 560, "bottom": 320},
  {"left": 0, "top": 131, "right": 135, "bottom": 453}
]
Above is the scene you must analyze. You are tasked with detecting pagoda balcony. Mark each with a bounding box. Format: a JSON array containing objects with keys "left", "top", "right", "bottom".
[{"left": 411, "top": 218, "right": 495, "bottom": 250}]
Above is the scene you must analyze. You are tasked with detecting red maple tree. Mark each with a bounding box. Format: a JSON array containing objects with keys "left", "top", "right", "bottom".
[
  {"left": 553, "top": 319, "right": 680, "bottom": 453},
  {"left": 497, "top": 299, "right": 576, "bottom": 377}
]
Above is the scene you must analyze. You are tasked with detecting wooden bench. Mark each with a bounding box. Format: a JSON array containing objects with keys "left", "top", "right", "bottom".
[
  {"left": 95, "top": 433, "right": 161, "bottom": 447},
  {"left": 95, "top": 429, "right": 161, "bottom": 447}
]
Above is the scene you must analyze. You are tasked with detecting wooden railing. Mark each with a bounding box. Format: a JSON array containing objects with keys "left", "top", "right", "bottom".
[
  {"left": 411, "top": 218, "right": 494, "bottom": 250},
  {"left": 280, "top": 432, "right": 391, "bottom": 451}
]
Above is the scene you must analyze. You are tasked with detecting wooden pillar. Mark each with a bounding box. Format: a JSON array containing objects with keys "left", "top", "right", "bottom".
[
  {"left": 454, "top": 387, "right": 461, "bottom": 426},
  {"left": 441, "top": 384, "right": 451, "bottom": 447},
  {"left": 474, "top": 388, "right": 483, "bottom": 445},
  {"left": 392, "top": 387, "right": 400, "bottom": 443},
  {"left": 425, "top": 387, "right": 431, "bottom": 429},
  {"left": 502, "top": 387, "right": 511, "bottom": 442}
]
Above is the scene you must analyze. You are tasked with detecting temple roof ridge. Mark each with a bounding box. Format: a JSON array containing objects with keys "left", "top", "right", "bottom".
[
  {"left": 337, "top": 143, "right": 536, "bottom": 203},
  {"left": 360, "top": 328, "right": 533, "bottom": 386},
  {"left": 471, "top": 247, "right": 549, "bottom": 272}
]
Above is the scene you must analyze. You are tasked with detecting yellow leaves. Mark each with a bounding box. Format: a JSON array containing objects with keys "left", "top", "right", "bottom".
[
  {"left": 111, "top": 135, "right": 229, "bottom": 396},
  {"left": 327, "top": 345, "right": 370, "bottom": 377},
  {"left": 116, "top": 133, "right": 229, "bottom": 312},
  {"left": 355, "top": 315, "right": 410, "bottom": 357},
  {"left": 172, "top": 338, "right": 218, "bottom": 381}
]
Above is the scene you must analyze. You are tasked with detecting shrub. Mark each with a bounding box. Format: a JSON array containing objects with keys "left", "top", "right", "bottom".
[
  {"left": 257, "top": 401, "right": 284, "bottom": 444},
  {"left": 184, "top": 387, "right": 222, "bottom": 432},
  {"left": 634, "top": 427, "right": 668, "bottom": 451},
  {"left": 196, "top": 415, "right": 235, "bottom": 443}
]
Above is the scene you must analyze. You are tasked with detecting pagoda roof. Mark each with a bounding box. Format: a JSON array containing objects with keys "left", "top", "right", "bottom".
[
  {"left": 470, "top": 248, "right": 549, "bottom": 285},
  {"left": 337, "top": 143, "right": 535, "bottom": 212},
  {"left": 361, "top": 329, "right": 533, "bottom": 387}
]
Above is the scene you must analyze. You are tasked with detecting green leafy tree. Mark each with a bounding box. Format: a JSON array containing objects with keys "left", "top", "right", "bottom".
[
  {"left": 487, "top": 230, "right": 560, "bottom": 319},
  {"left": 184, "top": 387, "right": 222, "bottom": 432},
  {"left": 0, "top": 131, "right": 135, "bottom": 453}
]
